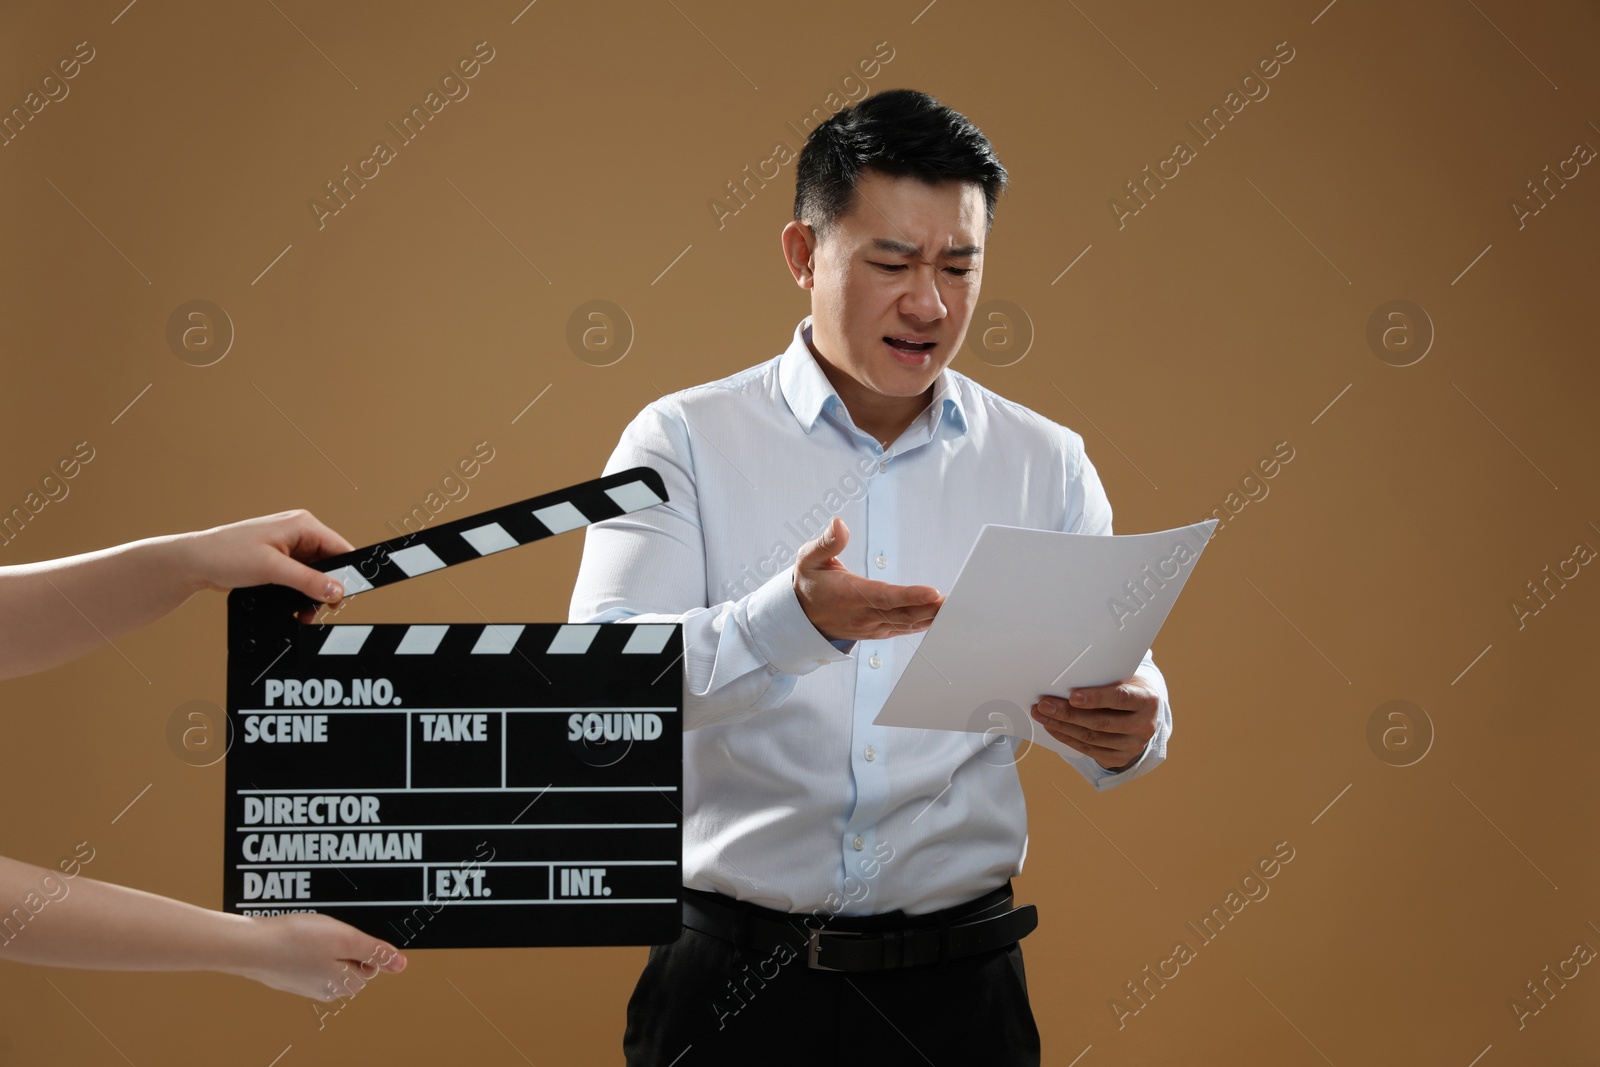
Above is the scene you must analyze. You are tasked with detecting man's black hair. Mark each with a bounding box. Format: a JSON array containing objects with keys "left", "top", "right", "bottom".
[{"left": 793, "top": 88, "right": 1008, "bottom": 242}]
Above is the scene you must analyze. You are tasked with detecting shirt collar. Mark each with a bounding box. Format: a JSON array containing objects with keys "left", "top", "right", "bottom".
[{"left": 779, "top": 316, "right": 968, "bottom": 439}]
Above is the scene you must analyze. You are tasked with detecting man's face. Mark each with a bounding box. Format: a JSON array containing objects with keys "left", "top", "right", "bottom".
[{"left": 787, "top": 168, "right": 986, "bottom": 400}]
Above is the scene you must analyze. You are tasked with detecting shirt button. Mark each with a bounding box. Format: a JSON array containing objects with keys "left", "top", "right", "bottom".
[
  {"left": 869, "top": 654, "right": 882, "bottom": 669},
  {"left": 874, "top": 553, "right": 887, "bottom": 569},
  {"left": 878, "top": 460, "right": 889, "bottom": 473},
  {"left": 852, "top": 835, "right": 865, "bottom": 851},
  {"left": 864, "top": 745, "right": 876, "bottom": 762}
]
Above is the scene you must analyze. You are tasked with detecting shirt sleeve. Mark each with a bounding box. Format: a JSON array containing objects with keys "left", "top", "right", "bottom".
[
  {"left": 568, "top": 400, "right": 853, "bottom": 731},
  {"left": 1058, "top": 430, "right": 1173, "bottom": 792}
]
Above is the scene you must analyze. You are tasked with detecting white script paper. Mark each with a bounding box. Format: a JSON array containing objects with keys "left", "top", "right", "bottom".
[{"left": 872, "top": 520, "right": 1217, "bottom": 756}]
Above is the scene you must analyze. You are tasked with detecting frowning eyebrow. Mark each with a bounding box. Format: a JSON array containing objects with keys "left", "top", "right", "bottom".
[{"left": 870, "top": 237, "right": 982, "bottom": 259}]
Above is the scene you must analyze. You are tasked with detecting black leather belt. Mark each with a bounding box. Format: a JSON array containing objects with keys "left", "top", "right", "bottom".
[{"left": 680, "top": 883, "right": 1038, "bottom": 972}]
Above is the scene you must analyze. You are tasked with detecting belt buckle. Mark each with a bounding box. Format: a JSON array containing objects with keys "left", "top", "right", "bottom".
[{"left": 805, "top": 928, "right": 860, "bottom": 971}]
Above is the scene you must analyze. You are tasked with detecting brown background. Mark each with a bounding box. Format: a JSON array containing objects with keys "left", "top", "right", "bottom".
[{"left": 2, "top": 0, "right": 1597, "bottom": 1063}]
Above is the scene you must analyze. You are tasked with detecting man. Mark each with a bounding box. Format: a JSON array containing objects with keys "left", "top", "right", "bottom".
[{"left": 570, "top": 88, "right": 1170, "bottom": 1065}]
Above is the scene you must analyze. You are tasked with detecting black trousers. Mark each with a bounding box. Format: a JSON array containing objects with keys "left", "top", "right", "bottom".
[{"left": 623, "top": 913, "right": 1042, "bottom": 1066}]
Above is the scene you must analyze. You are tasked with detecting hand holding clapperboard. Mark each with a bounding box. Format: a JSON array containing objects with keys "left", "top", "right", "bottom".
[{"left": 223, "top": 468, "right": 683, "bottom": 949}]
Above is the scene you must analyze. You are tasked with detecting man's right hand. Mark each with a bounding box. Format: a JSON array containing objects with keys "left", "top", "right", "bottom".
[{"left": 793, "top": 517, "right": 944, "bottom": 642}]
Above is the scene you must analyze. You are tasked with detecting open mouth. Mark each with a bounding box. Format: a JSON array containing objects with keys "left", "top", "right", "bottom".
[{"left": 884, "top": 336, "right": 936, "bottom": 355}]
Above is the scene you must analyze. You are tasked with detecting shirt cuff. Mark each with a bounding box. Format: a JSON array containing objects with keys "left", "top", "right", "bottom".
[{"left": 745, "top": 564, "right": 855, "bottom": 675}]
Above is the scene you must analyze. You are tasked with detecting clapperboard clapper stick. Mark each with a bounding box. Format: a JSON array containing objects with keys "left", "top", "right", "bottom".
[{"left": 223, "top": 467, "right": 684, "bottom": 948}]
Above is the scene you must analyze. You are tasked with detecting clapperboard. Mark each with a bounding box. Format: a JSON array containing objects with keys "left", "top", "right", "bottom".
[{"left": 223, "top": 468, "right": 683, "bottom": 948}]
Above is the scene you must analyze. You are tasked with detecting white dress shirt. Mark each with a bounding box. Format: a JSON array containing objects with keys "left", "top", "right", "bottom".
[{"left": 569, "top": 316, "right": 1171, "bottom": 915}]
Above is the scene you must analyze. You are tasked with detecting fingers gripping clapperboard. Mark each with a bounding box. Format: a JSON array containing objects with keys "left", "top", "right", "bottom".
[{"left": 223, "top": 468, "right": 683, "bottom": 948}]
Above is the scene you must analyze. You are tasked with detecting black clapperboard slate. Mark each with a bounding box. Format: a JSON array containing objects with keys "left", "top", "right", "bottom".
[{"left": 223, "top": 468, "right": 683, "bottom": 948}]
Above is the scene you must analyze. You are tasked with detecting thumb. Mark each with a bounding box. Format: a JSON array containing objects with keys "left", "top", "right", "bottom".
[
  {"left": 264, "top": 551, "right": 345, "bottom": 604},
  {"left": 369, "top": 939, "right": 406, "bottom": 973},
  {"left": 805, "top": 517, "right": 848, "bottom": 565},
  {"left": 344, "top": 931, "right": 406, "bottom": 975}
]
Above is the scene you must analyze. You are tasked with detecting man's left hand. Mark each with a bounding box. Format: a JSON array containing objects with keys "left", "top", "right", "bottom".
[{"left": 1029, "top": 675, "right": 1160, "bottom": 771}]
